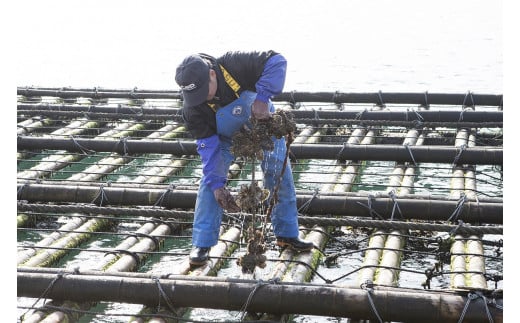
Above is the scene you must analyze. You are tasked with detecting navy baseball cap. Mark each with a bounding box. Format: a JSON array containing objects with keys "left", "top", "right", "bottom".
[{"left": 175, "top": 54, "right": 210, "bottom": 107}]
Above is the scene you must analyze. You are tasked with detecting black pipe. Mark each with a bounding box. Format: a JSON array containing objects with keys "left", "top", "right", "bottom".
[
  {"left": 16, "top": 183, "right": 503, "bottom": 224},
  {"left": 17, "top": 271, "right": 503, "bottom": 322},
  {"left": 291, "top": 109, "right": 503, "bottom": 122},
  {"left": 17, "top": 87, "right": 502, "bottom": 106},
  {"left": 17, "top": 103, "right": 503, "bottom": 122},
  {"left": 290, "top": 143, "right": 503, "bottom": 165},
  {"left": 16, "top": 201, "right": 503, "bottom": 234},
  {"left": 16, "top": 109, "right": 503, "bottom": 128},
  {"left": 17, "top": 87, "right": 182, "bottom": 100},
  {"left": 274, "top": 91, "right": 503, "bottom": 106},
  {"left": 17, "top": 181, "right": 505, "bottom": 203},
  {"left": 16, "top": 136, "right": 503, "bottom": 165}
]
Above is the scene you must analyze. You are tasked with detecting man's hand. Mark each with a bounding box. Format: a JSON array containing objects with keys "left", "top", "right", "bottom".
[
  {"left": 251, "top": 100, "right": 271, "bottom": 121},
  {"left": 213, "top": 187, "right": 241, "bottom": 212}
]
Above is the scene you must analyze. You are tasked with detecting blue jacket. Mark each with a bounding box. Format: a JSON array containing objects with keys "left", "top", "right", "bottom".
[{"left": 181, "top": 51, "right": 287, "bottom": 190}]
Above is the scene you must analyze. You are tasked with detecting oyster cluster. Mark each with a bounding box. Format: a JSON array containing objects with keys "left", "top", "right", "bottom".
[
  {"left": 235, "top": 181, "right": 270, "bottom": 212},
  {"left": 231, "top": 109, "right": 296, "bottom": 159}
]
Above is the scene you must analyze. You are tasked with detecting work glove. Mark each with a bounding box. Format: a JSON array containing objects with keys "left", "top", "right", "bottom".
[
  {"left": 213, "top": 187, "right": 241, "bottom": 212},
  {"left": 251, "top": 100, "right": 271, "bottom": 121}
]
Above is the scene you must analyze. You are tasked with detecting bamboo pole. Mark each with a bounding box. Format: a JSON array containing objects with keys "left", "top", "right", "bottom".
[
  {"left": 94, "top": 222, "right": 158, "bottom": 271},
  {"left": 18, "top": 153, "right": 83, "bottom": 180},
  {"left": 461, "top": 131, "right": 487, "bottom": 289},
  {"left": 189, "top": 227, "right": 241, "bottom": 277},
  {"left": 19, "top": 123, "right": 188, "bottom": 322},
  {"left": 17, "top": 215, "right": 87, "bottom": 265},
  {"left": 448, "top": 129, "right": 488, "bottom": 290},
  {"left": 400, "top": 166, "right": 416, "bottom": 196},
  {"left": 133, "top": 227, "right": 241, "bottom": 322},
  {"left": 292, "top": 126, "right": 315, "bottom": 144},
  {"left": 466, "top": 235, "right": 488, "bottom": 289},
  {"left": 20, "top": 221, "right": 171, "bottom": 323},
  {"left": 17, "top": 121, "right": 139, "bottom": 180},
  {"left": 17, "top": 118, "right": 97, "bottom": 160},
  {"left": 257, "top": 226, "right": 329, "bottom": 322},
  {"left": 375, "top": 231, "right": 404, "bottom": 286},
  {"left": 367, "top": 129, "right": 420, "bottom": 288},
  {"left": 17, "top": 213, "right": 35, "bottom": 227},
  {"left": 50, "top": 119, "right": 99, "bottom": 136},
  {"left": 328, "top": 127, "right": 367, "bottom": 192},
  {"left": 19, "top": 217, "right": 112, "bottom": 267},
  {"left": 17, "top": 117, "right": 53, "bottom": 135},
  {"left": 266, "top": 232, "right": 303, "bottom": 281},
  {"left": 387, "top": 166, "right": 405, "bottom": 192},
  {"left": 334, "top": 127, "right": 377, "bottom": 239},
  {"left": 106, "top": 223, "right": 172, "bottom": 272},
  {"left": 450, "top": 130, "right": 468, "bottom": 289},
  {"left": 451, "top": 236, "right": 467, "bottom": 288},
  {"left": 17, "top": 104, "right": 504, "bottom": 122},
  {"left": 17, "top": 118, "right": 99, "bottom": 177},
  {"left": 464, "top": 167, "right": 477, "bottom": 200},
  {"left": 358, "top": 230, "right": 386, "bottom": 284},
  {"left": 284, "top": 226, "right": 329, "bottom": 283}
]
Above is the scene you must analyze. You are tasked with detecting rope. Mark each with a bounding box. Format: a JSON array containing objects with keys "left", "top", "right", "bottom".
[
  {"left": 132, "top": 232, "right": 160, "bottom": 250},
  {"left": 237, "top": 278, "right": 279, "bottom": 320},
  {"left": 297, "top": 188, "right": 319, "bottom": 214},
  {"left": 447, "top": 193, "right": 467, "bottom": 223},
  {"left": 91, "top": 183, "right": 110, "bottom": 206},
  {"left": 21, "top": 271, "right": 69, "bottom": 320},
  {"left": 404, "top": 143, "right": 418, "bottom": 167},
  {"left": 355, "top": 194, "right": 385, "bottom": 220},
  {"left": 313, "top": 109, "right": 320, "bottom": 121},
  {"left": 154, "top": 183, "right": 176, "bottom": 207},
  {"left": 127, "top": 103, "right": 144, "bottom": 117},
  {"left": 332, "top": 91, "right": 340, "bottom": 104},
  {"left": 449, "top": 220, "right": 466, "bottom": 237},
  {"left": 17, "top": 182, "right": 29, "bottom": 200},
  {"left": 452, "top": 144, "right": 467, "bottom": 166},
  {"left": 70, "top": 135, "right": 95, "bottom": 155},
  {"left": 412, "top": 109, "right": 425, "bottom": 123},
  {"left": 177, "top": 138, "right": 188, "bottom": 155},
  {"left": 130, "top": 87, "right": 138, "bottom": 99},
  {"left": 462, "top": 91, "right": 476, "bottom": 109},
  {"left": 355, "top": 108, "right": 367, "bottom": 120},
  {"left": 377, "top": 90, "right": 386, "bottom": 108},
  {"left": 423, "top": 91, "right": 429, "bottom": 109},
  {"left": 289, "top": 90, "right": 296, "bottom": 106},
  {"left": 388, "top": 190, "right": 404, "bottom": 220},
  {"left": 336, "top": 142, "right": 347, "bottom": 161},
  {"left": 104, "top": 249, "right": 141, "bottom": 266},
  {"left": 457, "top": 292, "right": 495, "bottom": 323},
  {"left": 152, "top": 277, "right": 178, "bottom": 315},
  {"left": 119, "top": 137, "right": 130, "bottom": 155},
  {"left": 360, "top": 280, "right": 384, "bottom": 323}
]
